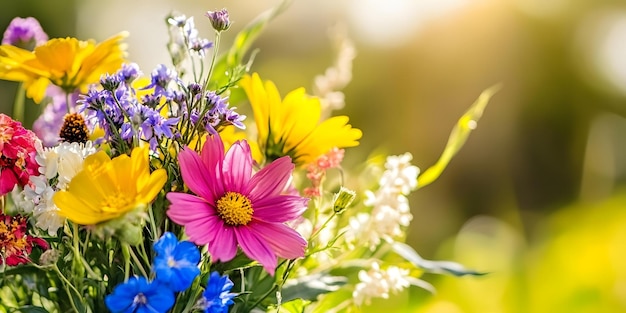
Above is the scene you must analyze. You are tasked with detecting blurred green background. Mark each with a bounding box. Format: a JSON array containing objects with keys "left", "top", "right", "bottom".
[{"left": 2, "top": 0, "right": 626, "bottom": 312}]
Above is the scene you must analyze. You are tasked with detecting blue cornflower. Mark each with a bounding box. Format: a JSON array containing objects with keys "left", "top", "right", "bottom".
[
  {"left": 197, "top": 272, "right": 236, "bottom": 313},
  {"left": 105, "top": 276, "right": 175, "bottom": 313},
  {"left": 153, "top": 232, "right": 201, "bottom": 292}
]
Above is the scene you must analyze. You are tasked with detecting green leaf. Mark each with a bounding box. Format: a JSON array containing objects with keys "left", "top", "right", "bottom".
[
  {"left": 13, "top": 306, "right": 49, "bottom": 313},
  {"left": 0, "top": 264, "right": 41, "bottom": 277},
  {"left": 391, "top": 242, "right": 487, "bottom": 276},
  {"left": 417, "top": 84, "right": 501, "bottom": 189},
  {"left": 226, "top": 0, "right": 292, "bottom": 66},
  {"left": 267, "top": 298, "right": 311, "bottom": 313},
  {"left": 309, "top": 289, "right": 354, "bottom": 313},
  {"left": 210, "top": 0, "right": 293, "bottom": 90},
  {"left": 281, "top": 273, "right": 347, "bottom": 302}
]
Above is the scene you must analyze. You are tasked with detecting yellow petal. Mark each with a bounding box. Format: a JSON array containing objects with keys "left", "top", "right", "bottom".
[
  {"left": 34, "top": 37, "right": 79, "bottom": 78},
  {"left": 54, "top": 190, "right": 104, "bottom": 225},
  {"left": 137, "top": 168, "right": 167, "bottom": 204}
]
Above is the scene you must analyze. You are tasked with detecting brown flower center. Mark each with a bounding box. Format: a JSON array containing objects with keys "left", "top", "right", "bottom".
[{"left": 59, "top": 113, "right": 89, "bottom": 143}]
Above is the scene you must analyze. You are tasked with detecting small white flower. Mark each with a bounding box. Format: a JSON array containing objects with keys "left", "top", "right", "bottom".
[
  {"left": 25, "top": 141, "right": 97, "bottom": 235},
  {"left": 352, "top": 262, "right": 410, "bottom": 306},
  {"left": 344, "top": 213, "right": 381, "bottom": 250},
  {"left": 379, "top": 153, "right": 419, "bottom": 195}
]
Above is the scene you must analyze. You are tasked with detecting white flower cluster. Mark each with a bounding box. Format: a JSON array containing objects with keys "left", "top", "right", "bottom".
[
  {"left": 12, "top": 141, "right": 96, "bottom": 235},
  {"left": 313, "top": 25, "right": 356, "bottom": 117},
  {"left": 352, "top": 262, "right": 411, "bottom": 306},
  {"left": 344, "top": 153, "right": 420, "bottom": 249}
]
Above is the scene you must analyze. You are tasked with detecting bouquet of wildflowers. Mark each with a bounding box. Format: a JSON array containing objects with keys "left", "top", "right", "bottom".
[{"left": 0, "top": 3, "right": 496, "bottom": 313}]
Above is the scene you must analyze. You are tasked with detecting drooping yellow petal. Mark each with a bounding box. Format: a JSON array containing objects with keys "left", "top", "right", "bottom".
[
  {"left": 296, "top": 116, "right": 362, "bottom": 165},
  {"left": 240, "top": 73, "right": 270, "bottom": 147},
  {"left": 280, "top": 88, "right": 321, "bottom": 151},
  {"left": 0, "top": 33, "right": 127, "bottom": 103}
]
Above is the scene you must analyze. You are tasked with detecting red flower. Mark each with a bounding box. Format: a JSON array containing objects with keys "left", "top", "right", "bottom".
[
  {"left": 0, "top": 114, "right": 40, "bottom": 195},
  {"left": 0, "top": 213, "right": 48, "bottom": 266}
]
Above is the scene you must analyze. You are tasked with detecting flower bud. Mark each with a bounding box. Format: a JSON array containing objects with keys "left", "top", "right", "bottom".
[
  {"left": 333, "top": 187, "right": 356, "bottom": 214},
  {"left": 205, "top": 9, "right": 231, "bottom": 32}
]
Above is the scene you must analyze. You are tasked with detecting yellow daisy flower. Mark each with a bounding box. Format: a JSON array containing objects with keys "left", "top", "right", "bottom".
[
  {"left": 0, "top": 32, "right": 127, "bottom": 103},
  {"left": 53, "top": 146, "right": 166, "bottom": 225},
  {"left": 240, "top": 73, "right": 362, "bottom": 166}
]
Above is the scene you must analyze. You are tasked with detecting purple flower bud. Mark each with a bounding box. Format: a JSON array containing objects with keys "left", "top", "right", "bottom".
[
  {"left": 118, "top": 63, "right": 141, "bottom": 84},
  {"left": 2, "top": 17, "right": 48, "bottom": 50},
  {"left": 205, "top": 9, "right": 231, "bottom": 32}
]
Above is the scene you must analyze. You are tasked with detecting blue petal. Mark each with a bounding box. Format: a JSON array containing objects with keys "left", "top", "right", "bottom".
[
  {"left": 105, "top": 277, "right": 145, "bottom": 313},
  {"left": 173, "top": 240, "right": 201, "bottom": 264},
  {"left": 153, "top": 232, "right": 178, "bottom": 256},
  {"left": 146, "top": 286, "right": 176, "bottom": 313}
]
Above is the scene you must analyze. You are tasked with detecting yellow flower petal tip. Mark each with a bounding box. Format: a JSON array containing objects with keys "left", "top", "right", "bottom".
[
  {"left": 241, "top": 72, "right": 362, "bottom": 166},
  {"left": 0, "top": 32, "right": 127, "bottom": 103}
]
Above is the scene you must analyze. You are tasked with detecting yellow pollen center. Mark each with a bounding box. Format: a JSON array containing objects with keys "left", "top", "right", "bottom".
[
  {"left": 101, "top": 193, "right": 131, "bottom": 213},
  {"left": 216, "top": 191, "right": 254, "bottom": 226}
]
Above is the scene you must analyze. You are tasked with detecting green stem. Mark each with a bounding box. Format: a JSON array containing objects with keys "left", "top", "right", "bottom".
[
  {"left": 12, "top": 83, "right": 26, "bottom": 123},
  {"left": 203, "top": 31, "right": 221, "bottom": 93},
  {"left": 52, "top": 263, "right": 81, "bottom": 313},
  {"left": 122, "top": 243, "right": 131, "bottom": 281},
  {"left": 128, "top": 246, "right": 148, "bottom": 278},
  {"left": 65, "top": 91, "right": 72, "bottom": 114},
  {"left": 309, "top": 211, "right": 337, "bottom": 242}
]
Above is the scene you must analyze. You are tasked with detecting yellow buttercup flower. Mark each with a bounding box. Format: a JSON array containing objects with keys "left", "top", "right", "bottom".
[
  {"left": 0, "top": 32, "right": 127, "bottom": 103},
  {"left": 53, "top": 146, "right": 166, "bottom": 225},
  {"left": 240, "top": 73, "right": 362, "bottom": 166}
]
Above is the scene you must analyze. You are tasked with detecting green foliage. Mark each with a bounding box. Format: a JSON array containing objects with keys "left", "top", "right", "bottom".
[{"left": 417, "top": 84, "right": 501, "bottom": 189}]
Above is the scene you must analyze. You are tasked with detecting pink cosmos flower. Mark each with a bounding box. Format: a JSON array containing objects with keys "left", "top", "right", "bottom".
[
  {"left": 166, "top": 134, "right": 308, "bottom": 275},
  {"left": 0, "top": 114, "right": 40, "bottom": 195}
]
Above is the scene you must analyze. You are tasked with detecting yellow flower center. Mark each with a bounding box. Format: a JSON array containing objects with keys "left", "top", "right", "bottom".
[
  {"left": 101, "top": 193, "right": 132, "bottom": 213},
  {"left": 167, "top": 256, "right": 177, "bottom": 267},
  {"left": 216, "top": 191, "right": 254, "bottom": 226}
]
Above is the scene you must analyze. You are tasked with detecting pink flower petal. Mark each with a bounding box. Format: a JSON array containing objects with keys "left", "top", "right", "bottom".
[
  {"left": 253, "top": 195, "right": 308, "bottom": 223},
  {"left": 166, "top": 192, "right": 220, "bottom": 244},
  {"left": 166, "top": 193, "right": 215, "bottom": 221},
  {"left": 246, "top": 156, "right": 294, "bottom": 201},
  {"left": 201, "top": 134, "right": 225, "bottom": 183},
  {"left": 183, "top": 215, "right": 222, "bottom": 245},
  {"left": 247, "top": 221, "right": 307, "bottom": 260},
  {"left": 222, "top": 140, "right": 252, "bottom": 193},
  {"left": 178, "top": 147, "right": 218, "bottom": 202},
  {"left": 208, "top": 226, "right": 237, "bottom": 262},
  {"left": 235, "top": 226, "right": 278, "bottom": 275}
]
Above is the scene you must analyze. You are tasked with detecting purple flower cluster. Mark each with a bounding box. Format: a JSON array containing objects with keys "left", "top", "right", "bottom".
[
  {"left": 79, "top": 63, "right": 181, "bottom": 154},
  {"left": 79, "top": 62, "right": 246, "bottom": 154},
  {"left": 191, "top": 90, "right": 246, "bottom": 135},
  {"left": 167, "top": 15, "right": 214, "bottom": 57},
  {"left": 2, "top": 17, "right": 48, "bottom": 50}
]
